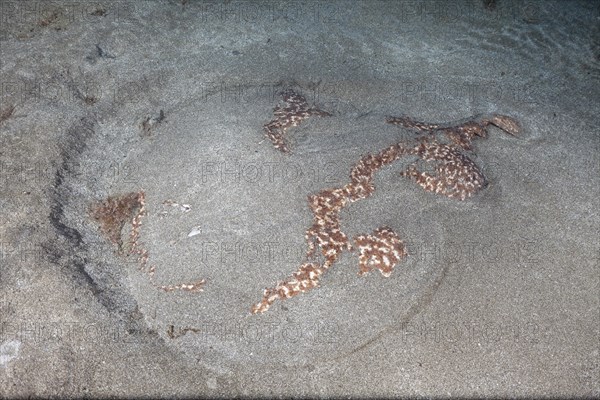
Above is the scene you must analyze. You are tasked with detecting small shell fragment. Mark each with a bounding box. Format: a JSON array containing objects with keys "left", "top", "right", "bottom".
[
  {"left": 162, "top": 200, "right": 191, "bottom": 213},
  {"left": 187, "top": 226, "right": 202, "bottom": 237}
]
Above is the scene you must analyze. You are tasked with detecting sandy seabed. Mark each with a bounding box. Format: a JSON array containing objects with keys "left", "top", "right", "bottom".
[{"left": 0, "top": 0, "right": 598, "bottom": 397}]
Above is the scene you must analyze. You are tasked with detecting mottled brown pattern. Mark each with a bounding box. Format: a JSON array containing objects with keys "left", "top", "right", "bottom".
[
  {"left": 90, "top": 192, "right": 144, "bottom": 252},
  {"left": 386, "top": 113, "right": 520, "bottom": 150},
  {"left": 252, "top": 143, "right": 410, "bottom": 313},
  {"left": 354, "top": 227, "right": 407, "bottom": 277},
  {"left": 92, "top": 191, "right": 205, "bottom": 293},
  {"left": 402, "top": 138, "right": 487, "bottom": 200},
  {"left": 263, "top": 89, "right": 331, "bottom": 153},
  {"left": 253, "top": 112, "right": 520, "bottom": 313},
  {"left": 251, "top": 263, "right": 325, "bottom": 314}
]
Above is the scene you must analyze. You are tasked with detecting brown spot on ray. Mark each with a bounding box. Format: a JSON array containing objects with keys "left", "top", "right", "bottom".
[
  {"left": 263, "top": 89, "right": 331, "bottom": 153},
  {"left": 91, "top": 191, "right": 205, "bottom": 293}
]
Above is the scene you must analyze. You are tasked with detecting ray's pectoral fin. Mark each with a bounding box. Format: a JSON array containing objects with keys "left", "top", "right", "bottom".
[{"left": 486, "top": 114, "right": 521, "bottom": 136}]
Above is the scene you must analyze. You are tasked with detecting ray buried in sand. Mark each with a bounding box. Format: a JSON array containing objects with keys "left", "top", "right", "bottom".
[
  {"left": 90, "top": 89, "right": 520, "bottom": 316},
  {"left": 254, "top": 90, "right": 520, "bottom": 313}
]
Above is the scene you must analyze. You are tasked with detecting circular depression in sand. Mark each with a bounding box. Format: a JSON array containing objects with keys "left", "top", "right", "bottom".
[{"left": 86, "top": 97, "right": 450, "bottom": 371}]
